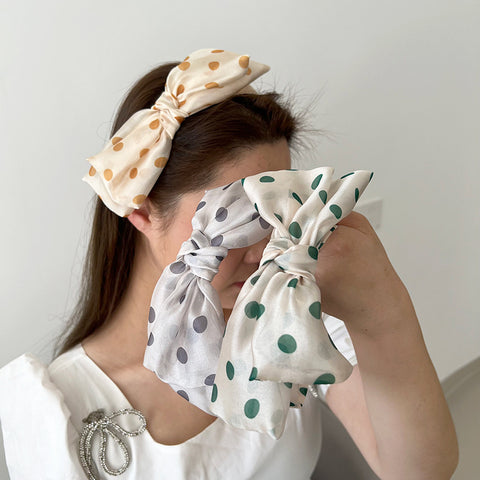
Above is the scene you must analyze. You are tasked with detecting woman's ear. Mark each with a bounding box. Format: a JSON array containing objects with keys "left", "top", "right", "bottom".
[{"left": 126, "top": 197, "right": 156, "bottom": 237}]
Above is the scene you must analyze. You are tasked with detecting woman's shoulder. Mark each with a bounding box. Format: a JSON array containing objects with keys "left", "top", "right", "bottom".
[{"left": 0, "top": 348, "right": 86, "bottom": 479}]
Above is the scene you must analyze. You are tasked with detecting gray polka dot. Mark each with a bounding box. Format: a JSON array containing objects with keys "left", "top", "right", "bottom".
[
  {"left": 193, "top": 315, "right": 208, "bottom": 333},
  {"left": 222, "top": 182, "right": 233, "bottom": 190},
  {"left": 259, "top": 217, "right": 270, "bottom": 229},
  {"left": 211, "top": 235, "right": 223, "bottom": 246},
  {"left": 170, "top": 261, "right": 186, "bottom": 274},
  {"left": 147, "top": 332, "right": 154, "bottom": 346},
  {"left": 215, "top": 207, "right": 228, "bottom": 222},
  {"left": 196, "top": 201, "right": 206, "bottom": 211},
  {"left": 179, "top": 293, "right": 186, "bottom": 304},
  {"left": 191, "top": 239, "right": 199, "bottom": 249},
  {"left": 177, "top": 390, "right": 189, "bottom": 401},
  {"left": 177, "top": 347, "right": 188, "bottom": 364},
  {"left": 251, "top": 212, "right": 260, "bottom": 220},
  {"left": 204, "top": 374, "right": 216, "bottom": 386},
  {"left": 216, "top": 255, "right": 224, "bottom": 262},
  {"left": 148, "top": 307, "right": 156, "bottom": 323}
]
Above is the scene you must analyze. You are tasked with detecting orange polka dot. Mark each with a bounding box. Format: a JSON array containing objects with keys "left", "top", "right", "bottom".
[
  {"left": 98, "top": 195, "right": 102, "bottom": 201},
  {"left": 112, "top": 136, "right": 122, "bottom": 145},
  {"left": 140, "top": 148, "right": 149, "bottom": 157},
  {"left": 247, "top": 67, "right": 252, "bottom": 75},
  {"left": 208, "top": 61, "right": 220, "bottom": 70},
  {"left": 183, "top": 56, "right": 190, "bottom": 61},
  {"left": 211, "top": 49, "right": 224, "bottom": 53},
  {"left": 133, "top": 194, "right": 146, "bottom": 205},
  {"left": 152, "top": 105, "right": 160, "bottom": 111},
  {"left": 129, "top": 168, "right": 138, "bottom": 179},
  {"left": 178, "top": 100, "right": 186, "bottom": 107},
  {"left": 174, "top": 116, "right": 184, "bottom": 124},
  {"left": 239, "top": 56, "right": 249, "bottom": 68},
  {"left": 177, "top": 84, "right": 185, "bottom": 96},
  {"left": 205, "top": 82, "right": 222, "bottom": 89},
  {"left": 155, "top": 157, "right": 167, "bottom": 168},
  {"left": 178, "top": 61, "right": 190, "bottom": 71},
  {"left": 104, "top": 169, "right": 113, "bottom": 181},
  {"left": 149, "top": 118, "right": 159, "bottom": 129},
  {"left": 88, "top": 166, "right": 96, "bottom": 176},
  {"left": 113, "top": 142, "right": 124, "bottom": 151}
]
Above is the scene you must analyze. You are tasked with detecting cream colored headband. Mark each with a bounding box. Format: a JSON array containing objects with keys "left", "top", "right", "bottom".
[{"left": 82, "top": 49, "right": 270, "bottom": 217}]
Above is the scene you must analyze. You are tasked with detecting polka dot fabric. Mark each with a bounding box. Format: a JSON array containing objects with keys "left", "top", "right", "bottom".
[
  {"left": 210, "top": 166, "right": 374, "bottom": 438},
  {"left": 82, "top": 48, "right": 270, "bottom": 217},
  {"left": 143, "top": 179, "right": 273, "bottom": 413}
]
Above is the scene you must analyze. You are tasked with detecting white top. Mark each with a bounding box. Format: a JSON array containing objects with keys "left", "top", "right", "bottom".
[{"left": 0, "top": 314, "right": 356, "bottom": 480}]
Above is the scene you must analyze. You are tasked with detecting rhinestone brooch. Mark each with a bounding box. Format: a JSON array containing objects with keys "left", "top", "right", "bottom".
[{"left": 78, "top": 407, "right": 147, "bottom": 479}]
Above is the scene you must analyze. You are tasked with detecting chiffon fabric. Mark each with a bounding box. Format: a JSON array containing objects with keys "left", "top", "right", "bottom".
[{"left": 143, "top": 166, "right": 373, "bottom": 438}]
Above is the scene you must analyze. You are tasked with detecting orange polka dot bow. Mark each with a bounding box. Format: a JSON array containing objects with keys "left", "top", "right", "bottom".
[{"left": 82, "top": 49, "right": 270, "bottom": 217}]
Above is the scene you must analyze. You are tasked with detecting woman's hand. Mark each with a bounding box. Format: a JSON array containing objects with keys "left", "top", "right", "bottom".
[{"left": 314, "top": 211, "right": 412, "bottom": 336}]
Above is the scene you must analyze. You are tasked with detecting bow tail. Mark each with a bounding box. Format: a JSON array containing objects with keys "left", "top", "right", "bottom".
[{"left": 251, "top": 273, "right": 353, "bottom": 386}]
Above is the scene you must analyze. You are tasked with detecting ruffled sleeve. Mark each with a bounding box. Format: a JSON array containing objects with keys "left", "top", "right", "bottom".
[
  {"left": 0, "top": 353, "right": 85, "bottom": 479},
  {"left": 316, "top": 314, "right": 358, "bottom": 398}
]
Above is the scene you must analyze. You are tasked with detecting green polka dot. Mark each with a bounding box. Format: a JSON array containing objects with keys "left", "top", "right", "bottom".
[
  {"left": 254, "top": 203, "right": 258, "bottom": 212},
  {"left": 287, "top": 278, "right": 298, "bottom": 288},
  {"left": 340, "top": 172, "right": 354, "bottom": 179},
  {"left": 284, "top": 382, "right": 292, "bottom": 388},
  {"left": 287, "top": 168, "right": 298, "bottom": 171},
  {"left": 330, "top": 204, "right": 342, "bottom": 219},
  {"left": 311, "top": 174, "right": 323, "bottom": 189},
  {"left": 262, "top": 258, "right": 273, "bottom": 266},
  {"left": 309, "top": 301, "right": 321, "bottom": 319},
  {"left": 308, "top": 246, "right": 318, "bottom": 260},
  {"left": 274, "top": 213, "right": 283, "bottom": 222},
  {"left": 314, "top": 373, "right": 336, "bottom": 385},
  {"left": 226, "top": 361, "right": 234, "bottom": 380},
  {"left": 211, "top": 384, "right": 218, "bottom": 402},
  {"left": 250, "top": 275, "right": 260, "bottom": 285},
  {"left": 289, "top": 402, "right": 296, "bottom": 407},
  {"left": 249, "top": 367, "right": 258, "bottom": 381},
  {"left": 244, "top": 398, "right": 260, "bottom": 419},
  {"left": 319, "top": 190, "right": 327, "bottom": 204},
  {"left": 278, "top": 334, "right": 297, "bottom": 354},
  {"left": 355, "top": 187, "right": 359, "bottom": 202},
  {"left": 299, "top": 387, "right": 308, "bottom": 396},
  {"left": 292, "top": 192, "right": 303, "bottom": 205},
  {"left": 370, "top": 172, "right": 374, "bottom": 181},
  {"left": 241, "top": 178, "right": 245, "bottom": 186},
  {"left": 288, "top": 221, "right": 302, "bottom": 238},
  {"left": 244, "top": 301, "right": 265, "bottom": 319},
  {"left": 259, "top": 175, "right": 275, "bottom": 182}
]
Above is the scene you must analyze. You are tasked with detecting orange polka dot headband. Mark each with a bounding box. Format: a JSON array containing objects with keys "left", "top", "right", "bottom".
[{"left": 82, "top": 48, "right": 270, "bottom": 217}]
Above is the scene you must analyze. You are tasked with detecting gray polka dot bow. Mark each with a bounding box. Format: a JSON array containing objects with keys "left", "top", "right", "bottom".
[
  {"left": 144, "top": 166, "right": 373, "bottom": 437},
  {"left": 143, "top": 179, "right": 273, "bottom": 412}
]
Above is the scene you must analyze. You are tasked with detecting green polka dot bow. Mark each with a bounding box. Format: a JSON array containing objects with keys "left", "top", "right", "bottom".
[
  {"left": 82, "top": 48, "right": 269, "bottom": 218},
  {"left": 210, "top": 166, "right": 373, "bottom": 438}
]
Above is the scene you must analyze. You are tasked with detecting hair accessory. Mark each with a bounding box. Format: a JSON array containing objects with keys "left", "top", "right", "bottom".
[
  {"left": 143, "top": 179, "right": 273, "bottom": 413},
  {"left": 82, "top": 48, "right": 270, "bottom": 217},
  {"left": 78, "top": 407, "right": 146, "bottom": 480},
  {"left": 209, "top": 166, "right": 373, "bottom": 438},
  {"left": 142, "top": 166, "right": 373, "bottom": 438}
]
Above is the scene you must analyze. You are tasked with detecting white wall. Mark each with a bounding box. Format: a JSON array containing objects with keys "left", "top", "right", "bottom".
[{"left": 1, "top": 0, "right": 479, "bottom": 476}]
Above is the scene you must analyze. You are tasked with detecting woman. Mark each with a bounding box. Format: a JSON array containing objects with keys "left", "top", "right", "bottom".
[{"left": 0, "top": 49, "right": 458, "bottom": 479}]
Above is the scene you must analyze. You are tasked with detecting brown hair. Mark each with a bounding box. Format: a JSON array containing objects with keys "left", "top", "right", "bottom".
[{"left": 51, "top": 60, "right": 318, "bottom": 359}]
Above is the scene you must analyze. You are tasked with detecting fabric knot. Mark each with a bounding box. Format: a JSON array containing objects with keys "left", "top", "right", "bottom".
[
  {"left": 177, "top": 228, "right": 228, "bottom": 282},
  {"left": 262, "top": 237, "right": 318, "bottom": 282},
  {"left": 153, "top": 92, "right": 187, "bottom": 139}
]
